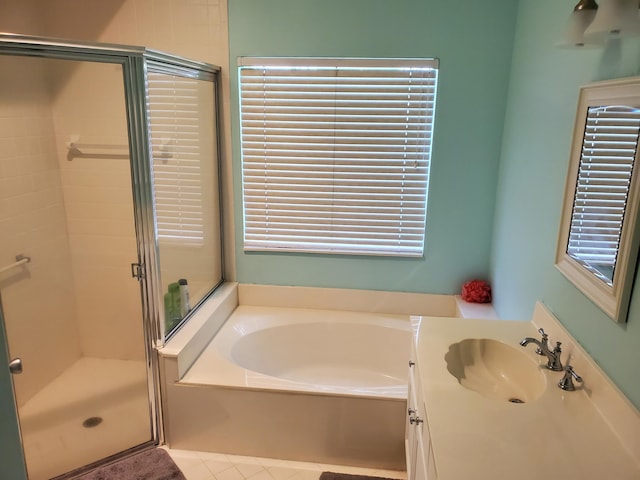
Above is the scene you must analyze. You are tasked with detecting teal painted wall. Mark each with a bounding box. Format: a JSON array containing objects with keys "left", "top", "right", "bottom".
[
  {"left": 229, "top": 0, "right": 519, "bottom": 293},
  {"left": 491, "top": 0, "right": 640, "bottom": 409}
]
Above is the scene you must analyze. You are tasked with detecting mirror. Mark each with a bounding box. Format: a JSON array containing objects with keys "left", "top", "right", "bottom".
[{"left": 556, "top": 77, "right": 640, "bottom": 323}]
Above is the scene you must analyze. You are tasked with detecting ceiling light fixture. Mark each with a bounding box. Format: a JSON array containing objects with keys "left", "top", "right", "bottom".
[{"left": 561, "top": 0, "right": 600, "bottom": 47}]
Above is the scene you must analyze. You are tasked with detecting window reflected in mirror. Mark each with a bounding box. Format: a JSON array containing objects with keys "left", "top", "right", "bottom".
[
  {"left": 566, "top": 105, "right": 640, "bottom": 285},
  {"left": 556, "top": 77, "right": 640, "bottom": 323}
]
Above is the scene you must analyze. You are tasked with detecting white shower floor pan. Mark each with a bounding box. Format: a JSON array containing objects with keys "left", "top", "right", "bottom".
[{"left": 18, "top": 357, "right": 151, "bottom": 480}]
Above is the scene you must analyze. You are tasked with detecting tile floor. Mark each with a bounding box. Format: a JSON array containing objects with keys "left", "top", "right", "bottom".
[{"left": 165, "top": 448, "right": 408, "bottom": 480}]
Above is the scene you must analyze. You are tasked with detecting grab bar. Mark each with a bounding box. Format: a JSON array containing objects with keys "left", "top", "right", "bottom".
[
  {"left": 64, "top": 135, "right": 172, "bottom": 160},
  {"left": 0, "top": 254, "right": 31, "bottom": 274},
  {"left": 65, "top": 135, "right": 129, "bottom": 160},
  {"left": 67, "top": 142, "right": 129, "bottom": 151}
]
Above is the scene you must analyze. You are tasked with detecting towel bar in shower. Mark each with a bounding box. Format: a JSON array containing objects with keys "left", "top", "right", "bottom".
[{"left": 0, "top": 254, "right": 31, "bottom": 274}]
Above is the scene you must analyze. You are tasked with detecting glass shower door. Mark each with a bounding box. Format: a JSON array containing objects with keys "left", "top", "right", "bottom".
[{"left": 0, "top": 54, "right": 153, "bottom": 479}]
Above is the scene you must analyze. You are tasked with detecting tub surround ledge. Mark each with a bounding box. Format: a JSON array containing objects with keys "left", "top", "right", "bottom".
[
  {"left": 414, "top": 301, "right": 640, "bottom": 480},
  {"left": 453, "top": 295, "right": 498, "bottom": 320},
  {"left": 159, "top": 282, "right": 238, "bottom": 379},
  {"left": 238, "top": 283, "right": 457, "bottom": 317}
]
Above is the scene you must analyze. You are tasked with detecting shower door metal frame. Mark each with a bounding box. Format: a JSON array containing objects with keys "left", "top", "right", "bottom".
[{"left": 0, "top": 33, "right": 222, "bottom": 471}]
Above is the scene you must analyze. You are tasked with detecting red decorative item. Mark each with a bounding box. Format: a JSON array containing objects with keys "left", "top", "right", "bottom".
[{"left": 461, "top": 279, "right": 492, "bottom": 303}]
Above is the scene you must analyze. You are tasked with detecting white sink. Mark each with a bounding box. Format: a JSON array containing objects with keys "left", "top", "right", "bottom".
[{"left": 444, "top": 338, "right": 546, "bottom": 403}]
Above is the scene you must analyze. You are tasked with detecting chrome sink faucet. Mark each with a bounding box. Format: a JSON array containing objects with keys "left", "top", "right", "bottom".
[{"left": 519, "top": 328, "right": 563, "bottom": 371}]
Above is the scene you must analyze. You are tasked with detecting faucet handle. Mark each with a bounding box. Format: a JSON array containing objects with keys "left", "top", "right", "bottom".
[
  {"left": 534, "top": 328, "right": 549, "bottom": 355},
  {"left": 547, "top": 341, "right": 563, "bottom": 371},
  {"left": 558, "top": 365, "right": 583, "bottom": 391}
]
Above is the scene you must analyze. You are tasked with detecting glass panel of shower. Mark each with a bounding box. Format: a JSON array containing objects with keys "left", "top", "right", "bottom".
[
  {"left": 147, "top": 65, "right": 224, "bottom": 339},
  {"left": 0, "top": 52, "right": 151, "bottom": 480},
  {"left": 0, "top": 35, "right": 223, "bottom": 479}
]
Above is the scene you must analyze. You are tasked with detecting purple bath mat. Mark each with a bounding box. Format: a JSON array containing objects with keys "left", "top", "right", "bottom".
[
  {"left": 320, "top": 472, "right": 400, "bottom": 480},
  {"left": 74, "top": 448, "right": 186, "bottom": 480}
]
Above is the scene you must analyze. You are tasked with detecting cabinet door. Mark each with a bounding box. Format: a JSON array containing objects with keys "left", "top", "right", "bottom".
[
  {"left": 427, "top": 444, "right": 438, "bottom": 480},
  {"left": 407, "top": 352, "right": 432, "bottom": 480},
  {"left": 406, "top": 363, "right": 418, "bottom": 480},
  {"left": 415, "top": 429, "right": 429, "bottom": 480}
]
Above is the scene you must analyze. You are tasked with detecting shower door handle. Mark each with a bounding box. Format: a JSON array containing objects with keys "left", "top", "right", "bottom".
[
  {"left": 9, "top": 358, "right": 23, "bottom": 375},
  {"left": 131, "top": 262, "right": 144, "bottom": 281}
]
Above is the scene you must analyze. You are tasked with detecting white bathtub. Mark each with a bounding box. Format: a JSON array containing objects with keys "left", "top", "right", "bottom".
[
  {"left": 181, "top": 305, "right": 410, "bottom": 398},
  {"left": 160, "top": 291, "right": 413, "bottom": 470}
]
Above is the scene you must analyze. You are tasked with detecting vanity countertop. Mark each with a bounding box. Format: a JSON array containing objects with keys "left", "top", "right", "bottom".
[{"left": 415, "top": 310, "right": 640, "bottom": 480}]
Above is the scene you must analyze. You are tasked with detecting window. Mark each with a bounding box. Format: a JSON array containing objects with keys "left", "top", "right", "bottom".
[{"left": 239, "top": 57, "right": 438, "bottom": 257}]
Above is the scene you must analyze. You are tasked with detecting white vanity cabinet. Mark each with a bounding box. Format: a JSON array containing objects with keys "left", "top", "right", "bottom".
[{"left": 405, "top": 344, "right": 437, "bottom": 480}]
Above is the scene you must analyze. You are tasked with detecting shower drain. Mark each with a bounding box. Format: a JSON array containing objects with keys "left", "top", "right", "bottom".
[
  {"left": 82, "top": 416, "right": 103, "bottom": 428},
  {"left": 508, "top": 397, "right": 525, "bottom": 404}
]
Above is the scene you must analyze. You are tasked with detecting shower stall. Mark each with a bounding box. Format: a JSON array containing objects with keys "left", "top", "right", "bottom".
[{"left": 0, "top": 34, "right": 223, "bottom": 479}]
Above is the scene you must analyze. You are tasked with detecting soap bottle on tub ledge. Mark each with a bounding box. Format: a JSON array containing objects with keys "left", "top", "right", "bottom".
[
  {"left": 164, "top": 279, "right": 190, "bottom": 332},
  {"left": 178, "top": 278, "right": 190, "bottom": 317}
]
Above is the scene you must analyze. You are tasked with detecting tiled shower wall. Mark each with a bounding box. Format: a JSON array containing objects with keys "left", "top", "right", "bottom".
[
  {"left": 50, "top": 60, "right": 145, "bottom": 361},
  {"left": 0, "top": 55, "right": 82, "bottom": 406}
]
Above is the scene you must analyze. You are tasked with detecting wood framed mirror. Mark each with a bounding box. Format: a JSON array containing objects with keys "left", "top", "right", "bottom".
[{"left": 556, "top": 77, "right": 640, "bottom": 323}]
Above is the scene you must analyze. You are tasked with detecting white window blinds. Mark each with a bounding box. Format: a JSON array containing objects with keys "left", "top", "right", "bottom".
[
  {"left": 239, "top": 57, "right": 438, "bottom": 257},
  {"left": 568, "top": 105, "right": 640, "bottom": 277},
  {"left": 148, "top": 72, "right": 205, "bottom": 244}
]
